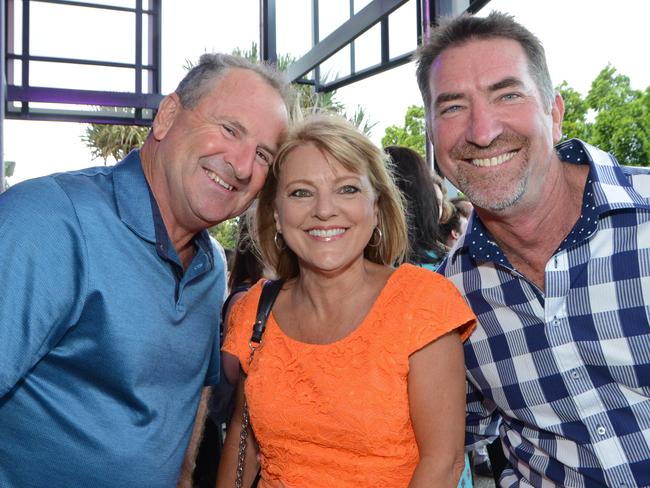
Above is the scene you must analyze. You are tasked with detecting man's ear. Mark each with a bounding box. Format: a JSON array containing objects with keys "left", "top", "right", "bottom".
[
  {"left": 551, "top": 92, "right": 565, "bottom": 144},
  {"left": 152, "top": 93, "right": 181, "bottom": 140}
]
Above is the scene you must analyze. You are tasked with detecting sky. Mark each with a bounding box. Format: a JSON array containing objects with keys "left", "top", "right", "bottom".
[{"left": 4, "top": 0, "right": 650, "bottom": 184}]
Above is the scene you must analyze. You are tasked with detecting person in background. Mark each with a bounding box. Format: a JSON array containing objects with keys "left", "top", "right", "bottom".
[
  {"left": 441, "top": 200, "right": 470, "bottom": 249},
  {"left": 0, "top": 53, "right": 295, "bottom": 488},
  {"left": 431, "top": 166, "right": 455, "bottom": 224},
  {"left": 450, "top": 195, "right": 473, "bottom": 220},
  {"left": 217, "top": 113, "right": 476, "bottom": 487},
  {"left": 384, "top": 145, "right": 449, "bottom": 271},
  {"left": 416, "top": 10, "right": 650, "bottom": 487}
]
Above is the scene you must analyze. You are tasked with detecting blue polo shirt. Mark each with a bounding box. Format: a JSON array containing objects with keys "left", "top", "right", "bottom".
[{"left": 0, "top": 151, "right": 224, "bottom": 487}]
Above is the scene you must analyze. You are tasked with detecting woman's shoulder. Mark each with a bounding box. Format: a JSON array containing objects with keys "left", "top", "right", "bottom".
[
  {"left": 382, "top": 264, "right": 471, "bottom": 317},
  {"left": 390, "top": 263, "right": 453, "bottom": 290},
  {"left": 383, "top": 264, "right": 476, "bottom": 344}
]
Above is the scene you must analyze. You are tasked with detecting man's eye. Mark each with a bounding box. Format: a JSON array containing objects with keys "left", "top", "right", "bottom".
[
  {"left": 339, "top": 185, "right": 360, "bottom": 195},
  {"left": 222, "top": 125, "right": 236, "bottom": 136},
  {"left": 501, "top": 93, "right": 521, "bottom": 101},
  {"left": 256, "top": 150, "right": 271, "bottom": 166},
  {"left": 289, "top": 189, "right": 311, "bottom": 198},
  {"left": 440, "top": 105, "right": 462, "bottom": 115}
]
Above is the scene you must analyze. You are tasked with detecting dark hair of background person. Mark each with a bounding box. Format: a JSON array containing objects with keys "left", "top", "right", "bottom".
[
  {"left": 384, "top": 145, "right": 448, "bottom": 266},
  {"left": 228, "top": 216, "right": 265, "bottom": 291}
]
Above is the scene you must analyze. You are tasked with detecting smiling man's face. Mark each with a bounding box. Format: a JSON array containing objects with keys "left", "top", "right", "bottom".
[
  {"left": 152, "top": 68, "right": 289, "bottom": 235},
  {"left": 428, "top": 37, "right": 563, "bottom": 214}
]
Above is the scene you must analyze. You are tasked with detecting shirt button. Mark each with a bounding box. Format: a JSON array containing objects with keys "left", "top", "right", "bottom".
[
  {"left": 570, "top": 370, "right": 580, "bottom": 379},
  {"left": 596, "top": 426, "right": 607, "bottom": 436},
  {"left": 177, "top": 304, "right": 186, "bottom": 313}
]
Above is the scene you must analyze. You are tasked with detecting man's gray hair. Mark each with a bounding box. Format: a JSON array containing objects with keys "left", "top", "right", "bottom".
[
  {"left": 175, "top": 52, "right": 297, "bottom": 117},
  {"left": 415, "top": 11, "right": 554, "bottom": 117}
]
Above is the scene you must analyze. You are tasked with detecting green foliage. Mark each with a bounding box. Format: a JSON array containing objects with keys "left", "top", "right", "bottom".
[
  {"left": 381, "top": 105, "right": 426, "bottom": 156},
  {"left": 82, "top": 107, "right": 150, "bottom": 164},
  {"left": 208, "top": 218, "right": 239, "bottom": 250},
  {"left": 2, "top": 161, "right": 15, "bottom": 190},
  {"left": 557, "top": 81, "right": 591, "bottom": 141},
  {"left": 560, "top": 64, "right": 650, "bottom": 166}
]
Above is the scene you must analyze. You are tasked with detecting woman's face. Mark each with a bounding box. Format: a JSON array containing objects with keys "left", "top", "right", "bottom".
[{"left": 273, "top": 143, "right": 378, "bottom": 275}]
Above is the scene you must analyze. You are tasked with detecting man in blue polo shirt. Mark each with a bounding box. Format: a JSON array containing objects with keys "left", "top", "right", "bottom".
[
  {"left": 0, "top": 53, "right": 294, "bottom": 487},
  {"left": 415, "top": 11, "right": 650, "bottom": 488}
]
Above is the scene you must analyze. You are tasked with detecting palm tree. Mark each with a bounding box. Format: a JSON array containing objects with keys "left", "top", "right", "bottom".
[{"left": 82, "top": 107, "right": 149, "bottom": 165}]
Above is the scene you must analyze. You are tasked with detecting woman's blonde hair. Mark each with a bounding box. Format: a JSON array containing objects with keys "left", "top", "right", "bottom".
[{"left": 252, "top": 112, "right": 408, "bottom": 280}]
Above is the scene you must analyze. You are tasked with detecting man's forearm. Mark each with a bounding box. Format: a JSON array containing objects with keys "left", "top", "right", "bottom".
[{"left": 177, "top": 387, "right": 211, "bottom": 488}]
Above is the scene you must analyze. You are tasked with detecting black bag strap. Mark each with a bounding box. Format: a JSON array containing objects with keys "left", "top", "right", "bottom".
[{"left": 250, "top": 279, "right": 283, "bottom": 345}]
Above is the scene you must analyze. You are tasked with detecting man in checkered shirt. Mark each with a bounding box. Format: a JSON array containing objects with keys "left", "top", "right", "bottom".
[{"left": 415, "top": 11, "right": 650, "bottom": 488}]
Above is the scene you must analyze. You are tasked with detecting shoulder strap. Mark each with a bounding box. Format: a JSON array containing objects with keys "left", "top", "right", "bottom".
[{"left": 250, "top": 279, "right": 283, "bottom": 344}]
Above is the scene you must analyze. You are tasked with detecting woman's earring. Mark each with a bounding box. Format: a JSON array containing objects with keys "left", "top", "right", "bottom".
[
  {"left": 368, "top": 227, "right": 382, "bottom": 247},
  {"left": 274, "top": 232, "right": 286, "bottom": 251}
]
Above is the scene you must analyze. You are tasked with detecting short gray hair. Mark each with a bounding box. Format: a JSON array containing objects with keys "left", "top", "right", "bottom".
[
  {"left": 175, "top": 52, "right": 298, "bottom": 117},
  {"left": 415, "top": 11, "right": 554, "bottom": 118}
]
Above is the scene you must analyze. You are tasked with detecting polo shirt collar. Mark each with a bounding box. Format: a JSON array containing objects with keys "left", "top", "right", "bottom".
[
  {"left": 113, "top": 149, "right": 156, "bottom": 243},
  {"left": 113, "top": 149, "right": 215, "bottom": 266}
]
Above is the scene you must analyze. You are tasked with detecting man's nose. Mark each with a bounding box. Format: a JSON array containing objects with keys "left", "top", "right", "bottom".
[
  {"left": 229, "top": 142, "right": 257, "bottom": 181},
  {"left": 466, "top": 102, "right": 503, "bottom": 147}
]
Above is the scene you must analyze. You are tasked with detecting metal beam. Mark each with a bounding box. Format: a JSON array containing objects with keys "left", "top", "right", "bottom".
[
  {"left": 6, "top": 85, "right": 162, "bottom": 114},
  {"left": 286, "top": 0, "right": 409, "bottom": 81},
  {"left": 260, "top": 0, "right": 277, "bottom": 63},
  {"left": 319, "top": 51, "right": 413, "bottom": 92},
  {"left": 3, "top": 0, "right": 162, "bottom": 125}
]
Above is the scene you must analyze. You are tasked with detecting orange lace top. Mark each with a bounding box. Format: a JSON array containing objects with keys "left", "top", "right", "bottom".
[{"left": 222, "top": 264, "right": 476, "bottom": 488}]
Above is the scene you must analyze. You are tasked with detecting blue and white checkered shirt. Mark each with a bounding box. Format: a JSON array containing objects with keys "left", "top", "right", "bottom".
[{"left": 441, "top": 140, "right": 650, "bottom": 487}]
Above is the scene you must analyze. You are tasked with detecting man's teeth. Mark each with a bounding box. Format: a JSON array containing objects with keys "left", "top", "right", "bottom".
[
  {"left": 471, "top": 151, "right": 516, "bottom": 167},
  {"left": 205, "top": 169, "right": 234, "bottom": 191},
  {"left": 308, "top": 228, "right": 345, "bottom": 238}
]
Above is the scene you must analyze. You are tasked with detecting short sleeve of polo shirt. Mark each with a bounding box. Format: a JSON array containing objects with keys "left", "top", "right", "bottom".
[{"left": 0, "top": 177, "right": 88, "bottom": 398}]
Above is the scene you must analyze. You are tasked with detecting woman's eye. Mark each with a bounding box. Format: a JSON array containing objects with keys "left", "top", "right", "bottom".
[
  {"left": 289, "top": 188, "right": 311, "bottom": 198},
  {"left": 339, "top": 185, "right": 360, "bottom": 195}
]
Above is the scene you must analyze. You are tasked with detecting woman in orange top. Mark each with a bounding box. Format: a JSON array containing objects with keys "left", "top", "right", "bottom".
[{"left": 217, "top": 113, "right": 475, "bottom": 487}]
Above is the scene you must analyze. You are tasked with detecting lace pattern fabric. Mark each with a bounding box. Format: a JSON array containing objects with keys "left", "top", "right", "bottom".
[{"left": 223, "top": 263, "right": 476, "bottom": 487}]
